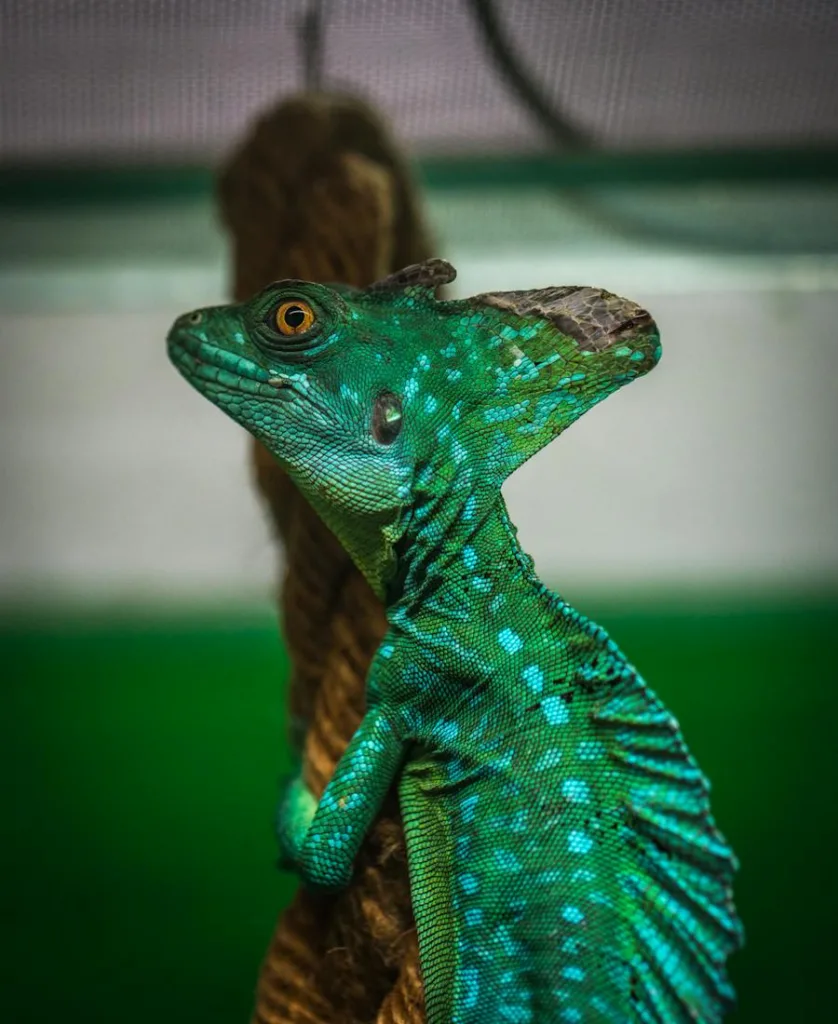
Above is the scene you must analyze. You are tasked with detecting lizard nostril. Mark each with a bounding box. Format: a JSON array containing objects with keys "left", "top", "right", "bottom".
[{"left": 187, "top": 311, "right": 203, "bottom": 326}]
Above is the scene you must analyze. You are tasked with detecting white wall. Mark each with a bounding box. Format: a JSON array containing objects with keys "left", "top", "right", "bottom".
[{"left": 1, "top": 201, "right": 836, "bottom": 604}]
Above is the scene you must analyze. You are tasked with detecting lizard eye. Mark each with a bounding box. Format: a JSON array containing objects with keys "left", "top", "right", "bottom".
[
  {"left": 372, "top": 391, "right": 403, "bottom": 445},
  {"left": 276, "top": 300, "right": 315, "bottom": 336}
]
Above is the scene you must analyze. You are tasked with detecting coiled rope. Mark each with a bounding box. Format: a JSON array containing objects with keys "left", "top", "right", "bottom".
[{"left": 218, "top": 92, "right": 433, "bottom": 1024}]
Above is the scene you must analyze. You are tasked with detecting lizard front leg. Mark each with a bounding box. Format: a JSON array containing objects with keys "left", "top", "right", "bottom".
[{"left": 276, "top": 705, "right": 404, "bottom": 891}]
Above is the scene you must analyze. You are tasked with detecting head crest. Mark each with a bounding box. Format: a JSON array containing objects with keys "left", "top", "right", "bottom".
[
  {"left": 365, "top": 258, "right": 456, "bottom": 297},
  {"left": 437, "top": 283, "right": 661, "bottom": 482},
  {"left": 475, "top": 286, "right": 652, "bottom": 353}
]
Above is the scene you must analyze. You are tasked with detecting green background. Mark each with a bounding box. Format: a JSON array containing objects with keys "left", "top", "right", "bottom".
[{"left": 3, "top": 594, "right": 835, "bottom": 1023}]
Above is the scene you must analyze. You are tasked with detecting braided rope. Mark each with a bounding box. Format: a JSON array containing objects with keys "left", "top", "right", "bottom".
[{"left": 218, "top": 92, "right": 434, "bottom": 1024}]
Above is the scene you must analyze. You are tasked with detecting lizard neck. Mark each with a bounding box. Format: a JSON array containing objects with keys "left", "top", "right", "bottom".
[{"left": 386, "top": 485, "right": 547, "bottom": 636}]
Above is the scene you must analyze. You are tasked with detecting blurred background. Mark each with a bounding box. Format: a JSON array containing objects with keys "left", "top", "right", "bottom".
[{"left": 2, "top": 2, "right": 837, "bottom": 1022}]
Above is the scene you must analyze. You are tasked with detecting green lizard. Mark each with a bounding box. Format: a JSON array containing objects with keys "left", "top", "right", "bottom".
[{"left": 167, "top": 259, "right": 742, "bottom": 1023}]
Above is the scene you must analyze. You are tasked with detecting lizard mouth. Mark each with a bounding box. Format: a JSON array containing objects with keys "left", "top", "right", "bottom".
[
  {"left": 167, "top": 331, "right": 286, "bottom": 400},
  {"left": 167, "top": 329, "right": 334, "bottom": 423}
]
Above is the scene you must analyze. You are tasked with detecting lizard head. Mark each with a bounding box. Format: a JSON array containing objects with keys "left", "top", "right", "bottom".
[{"left": 167, "top": 259, "right": 660, "bottom": 598}]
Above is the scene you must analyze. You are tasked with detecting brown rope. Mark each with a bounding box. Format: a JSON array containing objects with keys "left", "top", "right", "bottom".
[{"left": 217, "top": 92, "right": 433, "bottom": 1024}]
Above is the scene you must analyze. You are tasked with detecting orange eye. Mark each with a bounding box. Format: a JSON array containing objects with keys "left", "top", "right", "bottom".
[{"left": 276, "top": 300, "right": 315, "bottom": 335}]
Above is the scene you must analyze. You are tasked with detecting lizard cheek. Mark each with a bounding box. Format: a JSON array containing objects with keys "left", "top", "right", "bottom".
[{"left": 372, "top": 392, "right": 403, "bottom": 445}]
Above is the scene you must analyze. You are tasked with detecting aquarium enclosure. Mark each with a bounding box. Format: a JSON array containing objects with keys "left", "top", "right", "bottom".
[{"left": 2, "top": 3, "right": 836, "bottom": 1022}]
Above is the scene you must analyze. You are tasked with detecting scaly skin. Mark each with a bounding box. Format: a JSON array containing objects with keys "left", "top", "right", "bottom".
[{"left": 168, "top": 259, "right": 743, "bottom": 1023}]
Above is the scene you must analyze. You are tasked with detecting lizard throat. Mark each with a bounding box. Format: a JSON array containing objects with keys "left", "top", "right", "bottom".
[{"left": 386, "top": 489, "right": 540, "bottom": 628}]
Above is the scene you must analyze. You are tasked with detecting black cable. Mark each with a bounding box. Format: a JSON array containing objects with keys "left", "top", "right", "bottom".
[
  {"left": 466, "top": 0, "right": 775, "bottom": 252},
  {"left": 466, "top": 0, "right": 591, "bottom": 151},
  {"left": 298, "top": 1, "right": 325, "bottom": 91}
]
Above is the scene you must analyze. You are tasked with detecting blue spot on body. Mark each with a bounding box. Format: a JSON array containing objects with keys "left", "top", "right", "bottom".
[
  {"left": 511, "top": 356, "right": 540, "bottom": 383},
  {"left": 404, "top": 378, "right": 419, "bottom": 399},
  {"left": 483, "top": 400, "right": 530, "bottom": 424},
  {"left": 562, "top": 905, "right": 585, "bottom": 924},
  {"left": 498, "top": 628, "right": 523, "bottom": 654},
  {"left": 494, "top": 748, "right": 514, "bottom": 770},
  {"left": 436, "top": 719, "right": 460, "bottom": 743},
  {"left": 577, "top": 740, "right": 605, "bottom": 760},
  {"left": 494, "top": 849, "right": 523, "bottom": 873},
  {"left": 495, "top": 924, "right": 523, "bottom": 957},
  {"left": 521, "top": 664, "right": 544, "bottom": 693},
  {"left": 424, "top": 395, "right": 438, "bottom": 414},
  {"left": 568, "top": 830, "right": 593, "bottom": 854},
  {"left": 461, "top": 794, "right": 480, "bottom": 822},
  {"left": 562, "top": 778, "right": 590, "bottom": 802},
  {"left": 462, "top": 967, "right": 480, "bottom": 1009},
  {"left": 460, "top": 873, "right": 480, "bottom": 895},
  {"left": 562, "top": 966, "right": 586, "bottom": 982},
  {"left": 542, "top": 696, "right": 570, "bottom": 725},
  {"left": 465, "top": 908, "right": 483, "bottom": 926}
]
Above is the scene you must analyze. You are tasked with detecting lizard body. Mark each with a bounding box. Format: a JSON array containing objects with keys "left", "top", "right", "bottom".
[{"left": 168, "top": 259, "right": 742, "bottom": 1022}]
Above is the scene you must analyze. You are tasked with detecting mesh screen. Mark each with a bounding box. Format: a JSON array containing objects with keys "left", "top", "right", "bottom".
[{"left": 2, "top": 0, "right": 837, "bottom": 162}]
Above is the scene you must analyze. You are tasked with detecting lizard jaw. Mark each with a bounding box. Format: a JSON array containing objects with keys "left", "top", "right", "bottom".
[{"left": 167, "top": 330, "right": 281, "bottom": 400}]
